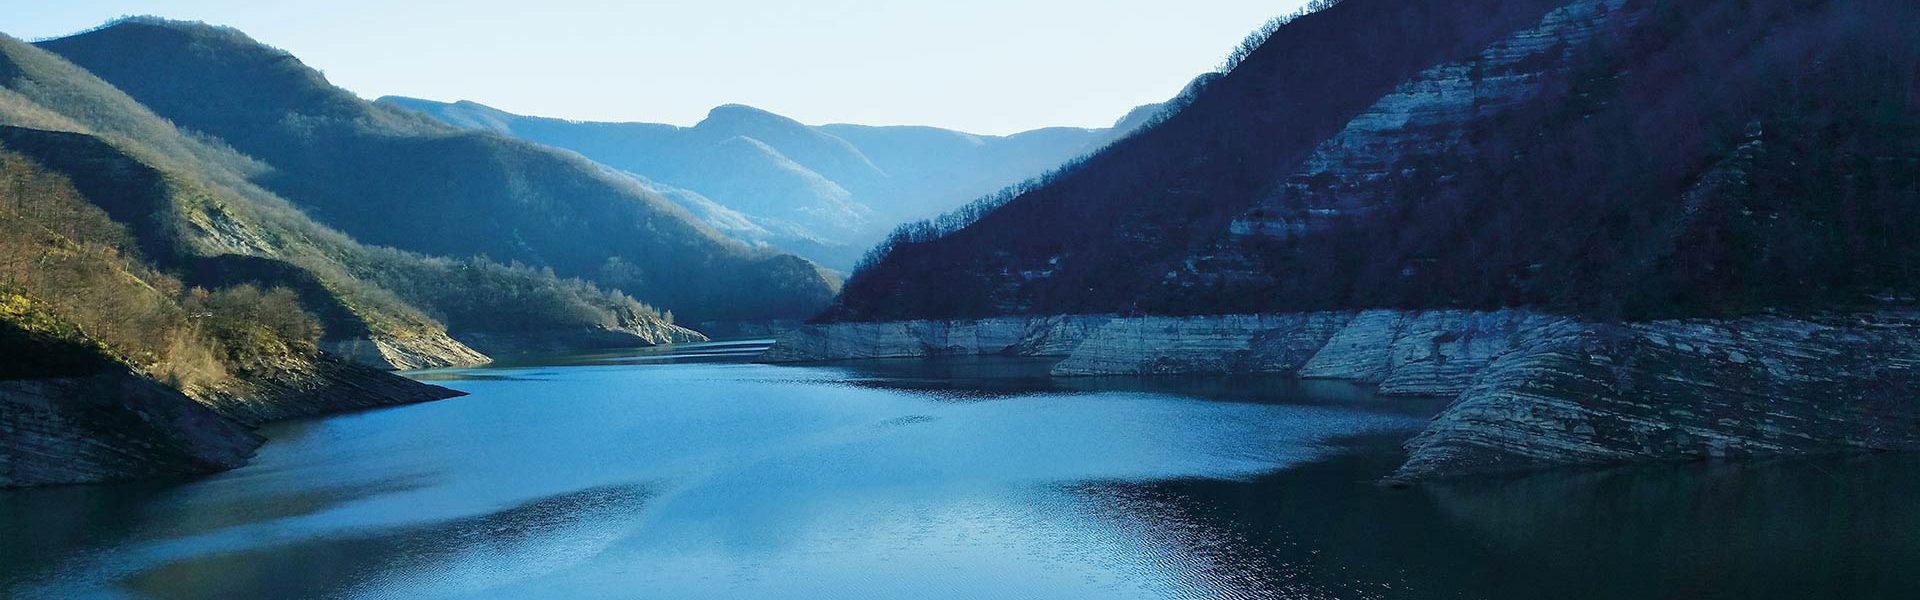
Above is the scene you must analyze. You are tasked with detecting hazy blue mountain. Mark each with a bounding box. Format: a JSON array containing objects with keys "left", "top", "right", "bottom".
[
  {"left": 378, "top": 96, "right": 1162, "bottom": 270},
  {"left": 39, "top": 19, "right": 840, "bottom": 324},
  {"left": 829, "top": 0, "right": 1920, "bottom": 322}
]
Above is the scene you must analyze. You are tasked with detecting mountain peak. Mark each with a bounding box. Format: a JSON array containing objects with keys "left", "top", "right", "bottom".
[
  {"left": 699, "top": 104, "right": 805, "bottom": 130},
  {"left": 46, "top": 16, "right": 310, "bottom": 84},
  {"left": 82, "top": 16, "right": 265, "bottom": 49}
]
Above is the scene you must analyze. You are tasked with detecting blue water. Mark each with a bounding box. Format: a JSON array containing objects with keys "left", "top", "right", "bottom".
[{"left": 3, "top": 342, "right": 1917, "bottom": 599}]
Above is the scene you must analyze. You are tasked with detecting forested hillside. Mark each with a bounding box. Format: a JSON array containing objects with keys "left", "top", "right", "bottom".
[
  {"left": 0, "top": 34, "right": 698, "bottom": 365},
  {"left": 40, "top": 18, "right": 839, "bottom": 323},
  {"left": 380, "top": 96, "right": 1162, "bottom": 270},
  {"left": 829, "top": 0, "right": 1920, "bottom": 322},
  {"left": 0, "top": 121, "right": 456, "bottom": 485}
]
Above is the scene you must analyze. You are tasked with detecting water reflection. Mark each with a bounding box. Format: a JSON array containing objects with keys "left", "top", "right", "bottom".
[
  {"left": 1418, "top": 456, "right": 1920, "bottom": 599},
  {"left": 124, "top": 485, "right": 652, "bottom": 599},
  {"left": 2, "top": 348, "right": 1916, "bottom": 599}
]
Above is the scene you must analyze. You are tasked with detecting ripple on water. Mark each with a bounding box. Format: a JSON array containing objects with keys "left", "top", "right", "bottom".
[{"left": 5, "top": 358, "right": 1438, "bottom": 599}]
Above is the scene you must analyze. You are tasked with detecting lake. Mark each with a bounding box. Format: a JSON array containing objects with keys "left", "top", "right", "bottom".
[{"left": 3, "top": 341, "right": 1917, "bottom": 599}]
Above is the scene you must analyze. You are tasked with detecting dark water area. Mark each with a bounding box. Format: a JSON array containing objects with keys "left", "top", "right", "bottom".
[{"left": 3, "top": 342, "right": 1917, "bottom": 599}]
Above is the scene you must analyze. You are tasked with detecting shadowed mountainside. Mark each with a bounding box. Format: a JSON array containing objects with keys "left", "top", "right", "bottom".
[{"left": 827, "top": 0, "right": 1920, "bottom": 323}]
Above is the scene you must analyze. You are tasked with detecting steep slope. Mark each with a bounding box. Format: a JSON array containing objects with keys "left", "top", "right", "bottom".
[
  {"left": 1175, "top": 0, "right": 1920, "bottom": 319},
  {"left": 1, "top": 33, "right": 697, "bottom": 366},
  {"left": 0, "top": 140, "right": 454, "bottom": 486},
  {"left": 0, "top": 311, "right": 258, "bottom": 487},
  {"left": 830, "top": 0, "right": 1920, "bottom": 323},
  {"left": 0, "top": 33, "right": 711, "bottom": 485},
  {"left": 379, "top": 97, "right": 1158, "bottom": 270},
  {"left": 776, "top": 0, "right": 1920, "bottom": 480},
  {"left": 0, "top": 35, "right": 477, "bottom": 368},
  {"left": 40, "top": 18, "right": 838, "bottom": 323}
]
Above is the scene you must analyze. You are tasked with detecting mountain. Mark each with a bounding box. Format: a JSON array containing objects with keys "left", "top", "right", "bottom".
[
  {"left": 377, "top": 97, "right": 1163, "bottom": 270},
  {"left": 0, "top": 28, "right": 724, "bottom": 484},
  {"left": 767, "top": 0, "right": 1920, "bottom": 480},
  {"left": 1, "top": 29, "right": 701, "bottom": 367},
  {"left": 0, "top": 129, "right": 456, "bottom": 485},
  {"left": 38, "top": 18, "right": 839, "bottom": 325},
  {"left": 827, "top": 0, "right": 1920, "bottom": 322},
  {"left": 0, "top": 36, "right": 455, "bottom": 485}
]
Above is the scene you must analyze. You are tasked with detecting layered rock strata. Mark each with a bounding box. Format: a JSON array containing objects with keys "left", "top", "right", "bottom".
[
  {"left": 756, "top": 315, "right": 1112, "bottom": 363},
  {"left": 0, "top": 368, "right": 256, "bottom": 487},
  {"left": 763, "top": 310, "right": 1920, "bottom": 480}
]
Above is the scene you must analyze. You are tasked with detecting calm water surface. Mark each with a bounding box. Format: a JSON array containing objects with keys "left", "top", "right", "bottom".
[{"left": 3, "top": 341, "right": 1917, "bottom": 599}]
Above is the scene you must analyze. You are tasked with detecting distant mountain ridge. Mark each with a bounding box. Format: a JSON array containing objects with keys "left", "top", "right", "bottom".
[
  {"left": 38, "top": 18, "right": 840, "bottom": 324},
  {"left": 378, "top": 96, "right": 1165, "bottom": 269}
]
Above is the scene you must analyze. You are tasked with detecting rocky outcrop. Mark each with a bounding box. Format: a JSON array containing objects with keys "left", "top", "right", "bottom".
[
  {"left": 1390, "top": 313, "right": 1920, "bottom": 482},
  {"left": 1296, "top": 310, "right": 1571, "bottom": 396},
  {"left": 323, "top": 333, "right": 490, "bottom": 371},
  {"left": 1048, "top": 310, "right": 1568, "bottom": 396},
  {"left": 1051, "top": 313, "right": 1352, "bottom": 376},
  {"left": 450, "top": 324, "right": 708, "bottom": 360},
  {"left": 1, "top": 368, "right": 258, "bottom": 487},
  {"left": 764, "top": 309, "right": 1920, "bottom": 481},
  {"left": 1226, "top": 0, "right": 1638, "bottom": 253},
  {"left": 1286, "top": 0, "right": 1630, "bottom": 196},
  {"left": 327, "top": 317, "right": 715, "bottom": 369},
  {"left": 188, "top": 354, "right": 467, "bottom": 427},
  {"left": 757, "top": 315, "right": 1112, "bottom": 363},
  {"left": 1, "top": 351, "right": 465, "bottom": 488}
]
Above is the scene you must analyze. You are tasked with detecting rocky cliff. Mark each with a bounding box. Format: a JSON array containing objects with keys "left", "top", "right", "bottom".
[
  {"left": 0, "top": 368, "right": 256, "bottom": 487},
  {"left": 450, "top": 322, "right": 709, "bottom": 360},
  {"left": 1236, "top": 0, "right": 1632, "bottom": 240},
  {"left": 184, "top": 354, "right": 466, "bottom": 427},
  {"left": 756, "top": 315, "right": 1111, "bottom": 363},
  {"left": 1, "top": 361, "right": 461, "bottom": 488},
  {"left": 763, "top": 310, "right": 1920, "bottom": 481},
  {"left": 321, "top": 335, "right": 490, "bottom": 371},
  {"left": 1391, "top": 313, "right": 1920, "bottom": 482},
  {"left": 0, "top": 304, "right": 463, "bottom": 488}
]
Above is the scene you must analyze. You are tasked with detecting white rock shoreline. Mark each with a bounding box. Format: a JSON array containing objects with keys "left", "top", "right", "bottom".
[{"left": 761, "top": 310, "right": 1920, "bottom": 482}]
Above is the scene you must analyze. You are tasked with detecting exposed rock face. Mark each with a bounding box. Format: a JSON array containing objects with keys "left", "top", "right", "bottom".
[
  {"left": 1052, "top": 314, "right": 1352, "bottom": 376},
  {"left": 323, "top": 334, "right": 490, "bottom": 371},
  {"left": 1049, "top": 310, "right": 1569, "bottom": 399},
  {"left": 757, "top": 315, "right": 1112, "bottom": 363},
  {"left": 1297, "top": 310, "right": 1571, "bottom": 396},
  {"left": 1250, "top": 0, "right": 1632, "bottom": 234},
  {"left": 1209, "top": 0, "right": 1642, "bottom": 287},
  {"left": 1392, "top": 313, "right": 1920, "bottom": 481},
  {"left": 1, "top": 358, "right": 463, "bottom": 488},
  {"left": 1, "top": 368, "right": 257, "bottom": 487},
  {"left": 188, "top": 354, "right": 467, "bottom": 427},
  {"left": 450, "top": 324, "right": 708, "bottom": 360},
  {"left": 763, "top": 310, "right": 1920, "bottom": 480}
]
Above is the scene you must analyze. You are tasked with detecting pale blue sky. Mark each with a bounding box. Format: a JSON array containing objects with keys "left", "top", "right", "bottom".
[{"left": 10, "top": 0, "right": 1305, "bottom": 134}]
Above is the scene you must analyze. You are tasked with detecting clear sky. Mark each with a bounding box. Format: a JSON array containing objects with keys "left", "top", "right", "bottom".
[{"left": 10, "top": 0, "right": 1305, "bottom": 135}]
